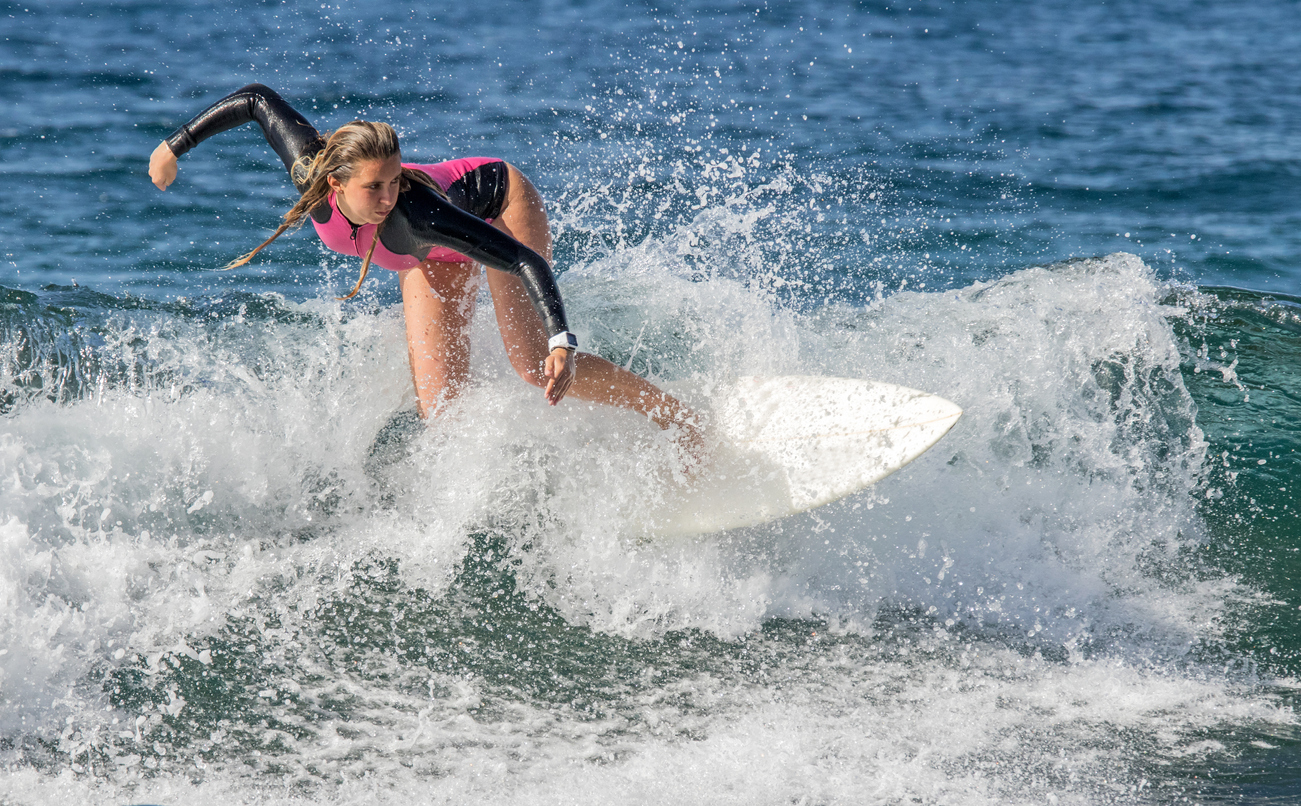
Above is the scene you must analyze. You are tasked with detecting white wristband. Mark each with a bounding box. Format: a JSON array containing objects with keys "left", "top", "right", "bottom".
[{"left": 548, "top": 331, "right": 578, "bottom": 352}]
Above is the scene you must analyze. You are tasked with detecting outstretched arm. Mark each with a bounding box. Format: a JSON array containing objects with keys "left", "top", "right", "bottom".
[{"left": 149, "top": 83, "right": 322, "bottom": 192}]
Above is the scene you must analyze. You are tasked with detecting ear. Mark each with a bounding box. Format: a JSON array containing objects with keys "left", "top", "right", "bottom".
[{"left": 326, "top": 173, "right": 343, "bottom": 193}]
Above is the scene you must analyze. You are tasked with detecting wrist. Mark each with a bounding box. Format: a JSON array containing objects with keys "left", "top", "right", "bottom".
[{"left": 548, "top": 331, "right": 578, "bottom": 353}]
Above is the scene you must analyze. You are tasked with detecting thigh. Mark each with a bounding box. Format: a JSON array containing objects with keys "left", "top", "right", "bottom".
[
  {"left": 401, "top": 259, "right": 480, "bottom": 331},
  {"left": 400, "top": 259, "right": 481, "bottom": 406},
  {"left": 493, "top": 163, "right": 552, "bottom": 261},
  {"left": 483, "top": 265, "right": 549, "bottom": 368}
]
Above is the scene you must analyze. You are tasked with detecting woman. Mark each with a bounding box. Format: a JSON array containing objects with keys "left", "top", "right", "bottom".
[{"left": 148, "top": 83, "right": 698, "bottom": 447}]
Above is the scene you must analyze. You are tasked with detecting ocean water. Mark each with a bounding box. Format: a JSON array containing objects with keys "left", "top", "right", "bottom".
[{"left": 2, "top": 1, "right": 1300, "bottom": 803}]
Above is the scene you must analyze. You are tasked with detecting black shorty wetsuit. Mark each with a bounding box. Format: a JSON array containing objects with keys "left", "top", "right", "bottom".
[{"left": 164, "top": 83, "right": 569, "bottom": 338}]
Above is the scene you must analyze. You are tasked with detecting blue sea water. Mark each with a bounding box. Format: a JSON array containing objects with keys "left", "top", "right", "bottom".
[{"left": 2, "top": 0, "right": 1300, "bottom": 803}]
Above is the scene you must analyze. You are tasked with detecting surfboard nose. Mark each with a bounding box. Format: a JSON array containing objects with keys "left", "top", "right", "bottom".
[{"left": 644, "top": 375, "right": 964, "bottom": 537}]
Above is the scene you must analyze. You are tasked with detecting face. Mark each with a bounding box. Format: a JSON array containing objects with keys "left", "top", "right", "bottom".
[{"left": 328, "top": 154, "right": 402, "bottom": 225}]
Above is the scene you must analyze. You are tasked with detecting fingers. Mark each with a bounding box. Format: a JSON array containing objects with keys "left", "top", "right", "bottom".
[
  {"left": 543, "top": 349, "right": 575, "bottom": 405},
  {"left": 544, "top": 355, "right": 559, "bottom": 403},
  {"left": 149, "top": 167, "right": 173, "bottom": 190},
  {"left": 543, "top": 356, "right": 566, "bottom": 404},
  {"left": 149, "top": 141, "right": 177, "bottom": 191}
]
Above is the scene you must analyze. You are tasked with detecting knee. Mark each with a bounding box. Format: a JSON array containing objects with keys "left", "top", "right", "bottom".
[{"left": 507, "top": 350, "right": 548, "bottom": 388}]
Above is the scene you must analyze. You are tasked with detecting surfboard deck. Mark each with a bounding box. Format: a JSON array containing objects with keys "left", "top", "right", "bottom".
[{"left": 642, "top": 376, "right": 962, "bottom": 538}]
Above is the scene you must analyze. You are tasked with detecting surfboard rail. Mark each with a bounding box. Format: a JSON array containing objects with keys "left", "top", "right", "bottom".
[{"left": 642, "top": 375, "right": 962, "bottom": 538}]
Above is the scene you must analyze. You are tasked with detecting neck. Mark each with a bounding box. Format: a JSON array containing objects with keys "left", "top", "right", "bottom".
[{"left": 333, "top": 192, "right": 365, "bottom": 226}]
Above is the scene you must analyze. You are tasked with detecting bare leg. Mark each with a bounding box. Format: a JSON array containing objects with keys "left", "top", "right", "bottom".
[
  {"left": 399, "top": 259, "right": 480, "bottom": 419},
  {"left": 487, "top": 165, "right": 699, "bottom": 434}
]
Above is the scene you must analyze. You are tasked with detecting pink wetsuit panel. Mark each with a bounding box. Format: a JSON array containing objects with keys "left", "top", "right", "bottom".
[{"left": 312, "top": 157, "right": 501, "bottom": 270}]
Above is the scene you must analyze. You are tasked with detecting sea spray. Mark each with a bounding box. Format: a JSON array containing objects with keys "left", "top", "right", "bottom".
[{"left": 1, "top": 238, "right": 1297, "bottom": 803}]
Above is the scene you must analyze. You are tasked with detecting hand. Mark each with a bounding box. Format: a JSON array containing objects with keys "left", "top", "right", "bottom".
[
  {"left": 543, "top": 347, "right": 576, "bottom": 405},
  {"left": 149, "top": 141, "right": 178, "bottom": 190}
]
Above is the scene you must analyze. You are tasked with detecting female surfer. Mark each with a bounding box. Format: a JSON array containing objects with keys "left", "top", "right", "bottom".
[{"left": 147, "top": 83, "right": 698, "bottom": 448}]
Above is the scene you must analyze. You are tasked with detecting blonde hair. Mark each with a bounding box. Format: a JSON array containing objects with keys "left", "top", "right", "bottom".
[{"left": 227, "top": 120, "right": 441, "bottom": 299}]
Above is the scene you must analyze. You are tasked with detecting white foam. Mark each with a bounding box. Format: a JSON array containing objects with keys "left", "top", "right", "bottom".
[
  {"left": 448, "top": 252, "right": 1217, "bottom": 652},
  {"left": 0, "top": 237, "right": 1291, "bottom": 802},
  {"left": 0, "top": 639, "right": 1291, "bottom": 804}
]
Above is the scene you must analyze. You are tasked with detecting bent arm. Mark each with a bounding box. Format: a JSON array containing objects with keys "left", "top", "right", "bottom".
[
  {"left": 390, "top": 184, "right": 571, "bottom": 338},
  {"left": 164, "top": 83, "right": 322, "bottom": 190}
]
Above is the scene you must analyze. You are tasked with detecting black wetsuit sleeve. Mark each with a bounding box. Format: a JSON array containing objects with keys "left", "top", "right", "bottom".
[
  {"left": 385, "top": 184, "right": 570, "bottom": 339},
  {"left": 165, "top": 84, "right": 322, "bottom": 191},
  {"left": 165, "top": 86, "right": 569, "bottom": 336}
]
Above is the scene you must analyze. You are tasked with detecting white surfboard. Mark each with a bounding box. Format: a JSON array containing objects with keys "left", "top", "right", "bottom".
[{"left": 642, "top": 376, "right": 962, "bottom": 537}]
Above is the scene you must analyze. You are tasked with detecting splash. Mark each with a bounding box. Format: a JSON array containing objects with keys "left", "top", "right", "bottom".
[{"left": 0, "top": 215, "right": 1291, "bottom": 803}]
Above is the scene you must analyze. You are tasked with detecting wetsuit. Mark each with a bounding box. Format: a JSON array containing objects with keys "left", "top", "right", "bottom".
[
  {"left": 164, "top": 83, "right": 569, "bottom": 339},
  {"left": 312, "top": 157, "right": 509, "bottom": 268}
]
